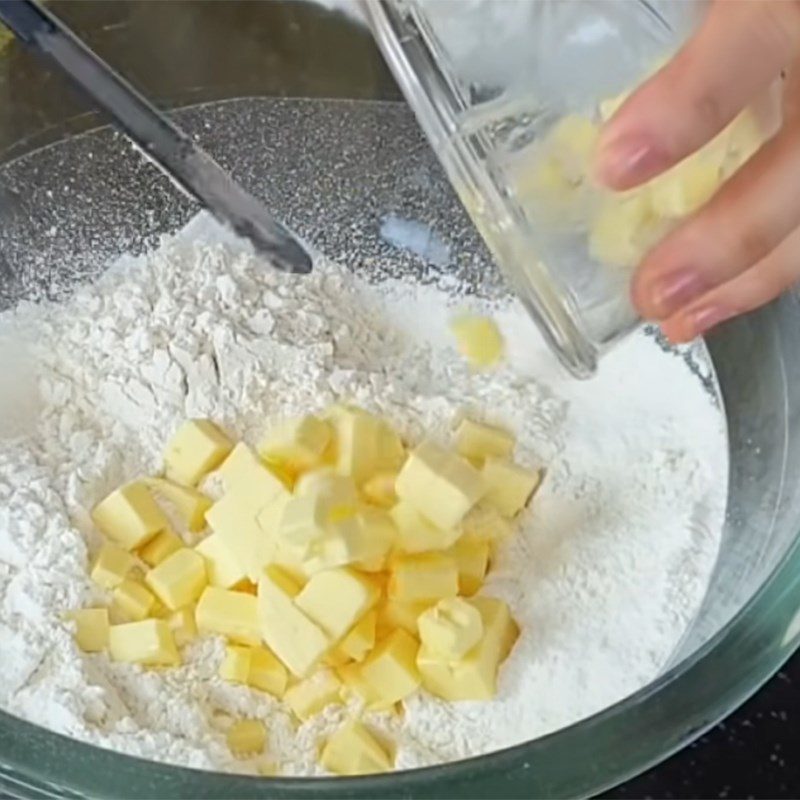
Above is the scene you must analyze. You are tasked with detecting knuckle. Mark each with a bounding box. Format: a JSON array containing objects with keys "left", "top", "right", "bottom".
[
  {"left": 689, "top": 91, "right": 727, "bottom": 136},
  {"left": 736, "top": 222, "right": 777, "bottom": 265}
]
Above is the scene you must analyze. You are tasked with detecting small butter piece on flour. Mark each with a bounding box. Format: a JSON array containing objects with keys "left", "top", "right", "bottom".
[
  {"left": 69, "top": 608, "right": 109, "bottom": 653},
  {"left": 92, "top": 482, "right": 168, "bottom": 550},
  {"left": 449, "top": 313, "right": 504, "bottom": 369},
  {"left": 320, "top": 720, "right": 393, "bottom": 776},
  {"left": 227, "top": 719, "right": 266, "bottom": 758},
  {"left": 109, "top": 619, "right": 180, "bottom": 666},
  {"left": 395, "top": 440, "right": 484, "bottom": 530},
  {"left": 163, "top": 419, "right": 233, "bottom": 486}
]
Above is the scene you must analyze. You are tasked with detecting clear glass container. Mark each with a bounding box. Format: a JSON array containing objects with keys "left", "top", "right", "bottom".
[
  {"left": 364, "top": 0, "right": 709, "bottom": 377},
  {"left": 1, "top": 2, "right": 800, "bottom": 798}
]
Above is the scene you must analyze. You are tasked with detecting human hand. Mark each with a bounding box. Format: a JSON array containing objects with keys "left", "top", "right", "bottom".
[{"left": 595, "top": 0, "right": 800, "bottom": 343}]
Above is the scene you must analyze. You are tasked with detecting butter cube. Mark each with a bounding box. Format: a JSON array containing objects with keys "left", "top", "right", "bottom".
[
  {"left": 92, "top": 482, "right": 169, "bottom": 550},
  {"left": 362, "top": 471, "right": 398, "bottom": 508},
  {"left": 336, "top": 609, "right": 377, "bottom": 662},
  {"left": 359, "top": 628, "right": 421, "bottom": 705},
  {"left": 328, "top": 408, "right": 404, "bottom": 484},
  {"left": 353, "top": 508, "right": 396, "bottom": 571},
  {"left": 227, "top": 719, "right": 266, "bottom": 758},
  {"left": 257, "top": 566, "right": 330, "bottom": 677},
  {"left": 206, "top": 481, "right": 288, "bottom": 580},
  {"left": 376, "top": 598, "right": 430, "bottom": 638},
  {"left": 164, "top": 419, "right": 233, "bottom": 486},
  {"left": 455, "top": 418, "right": 514, "bottom": 464},
  {"left": 295, "top": 568, "right": 379, "bottom": 641},
  {"left": 395, "top": 440, "right": 484, "bottom": 530},
  {"left": 295, "top": 469, "right": 358, "bottom": 507},
  {"left": 337, "top": 662, "right": 383, "bottom": 708},
  {"left": 418, "top": 597, "right": 484, "bottom": 660},
  {"left": 248, "top": 646, "right": 288, "bottom": 698},
  {"left": 284, "top": 669, "right": 342, "bottom": 721},
  {"left": 417, "top": 596, "right": 518, "bottom": 701},
  {"left": 215, "top": 443, "right": 287, "bottom": 507},
  {"left": 321, "top": 720, "right": 392, "bottom": 776},
  {"left": 258, "top": 415, "right": 332, "bottom": 475},
  {"left": 138, "top": 529, "right": 183, "bottom": 568},
  {"left": 194, "top": 533, "right": 247, "bottom": 588},
  {"left": 300, "top": 508, "right": 395, "bottom": 575},
  {"left": 112, "top": 579, "right": 156, "bottom": 621},
  {"left": 220, "top": 644, "right": 251, "bottom": 683},
  {"left": 482, "top": 458, "right": 542, "bottom": 517},
  {"left": 450, "top": 536, "right": 490, "bottom": 595},
  {"left": 109, "top": 619, "right": 180, "bottom": 666},
  {"left": 589, "top": 193, "right": 653, "bottom": 269},
  {"left": 390, "top": 501, "right": 460, "bottom": 554},
  {"left": 548, "top": 114, "right": 599, "bottom": 182},
  {"left": 167, "top": 606, "right": 197, "bottom": 647},
  {"left": 196, "top": 586, "right": 260, "bottom": 646},
  {"left": 276, "top": 494, "right": 329, "bottom": 554},
  {"left": 144, "top": 548, "right": 207, "bottom": 611},
  {"left": 90, "top": 542, "right": 136, "bottom": 589},
  {"left": 146, "top": 477, "right": 212, "bottom": 532},
  {"left": 649, "top": 158, "right": 720, "bottom": 218},
  {"left": 217, "top": 442, "right": 263, "bottom": 491},
  {"left": 462, "top": 505, "right": 513, "bottom": 543},
  {"left": 449, "top": 314, "right": 505, "bottom": 370},
  {"left": 69, "top": 608, "right": 109, "bottom": 653},
  {"left": 388, "top": 552, "right": 459, "bottom": 603}
]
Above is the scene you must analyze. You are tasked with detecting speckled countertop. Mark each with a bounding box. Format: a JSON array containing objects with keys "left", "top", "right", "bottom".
[{"left": 608, "top": 655, "right": 798, "bottom": 799}]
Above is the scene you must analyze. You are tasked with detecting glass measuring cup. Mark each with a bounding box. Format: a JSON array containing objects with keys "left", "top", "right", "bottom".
[{"left": 364, "top": 0, "right": 759, "bottom": 377}]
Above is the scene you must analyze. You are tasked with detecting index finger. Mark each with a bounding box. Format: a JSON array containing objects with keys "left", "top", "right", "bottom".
[{"left": 595, "top": 0, "right": 800, "bottom": 190}]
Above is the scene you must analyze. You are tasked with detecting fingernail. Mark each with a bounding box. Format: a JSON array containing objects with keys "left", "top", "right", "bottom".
[
  {"left": 646, "top": 270, "right": 707, "bottom": 318},
  {"left": 690, "top": 305, "right": 730, "bottom": 337},
  {"left": 595, "top": 135, "right": 668, "bottom": 187}
]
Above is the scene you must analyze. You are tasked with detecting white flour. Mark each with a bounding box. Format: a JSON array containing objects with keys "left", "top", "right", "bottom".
[{"left": 0, "top": 213, "right": 727, "bottom": 774}]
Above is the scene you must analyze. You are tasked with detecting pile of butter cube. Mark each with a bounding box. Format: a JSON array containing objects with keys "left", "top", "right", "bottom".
[
  {"left": 70, "top": 405, "right": 542, "bottom": 775},
  {"left": 517, "top": 94, "right": 763, "bottom": 270}
]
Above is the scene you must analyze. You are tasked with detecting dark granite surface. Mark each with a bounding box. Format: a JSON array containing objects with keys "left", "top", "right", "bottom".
[{"left": 608, "top": 654, "right": 798, "bottom": 799}]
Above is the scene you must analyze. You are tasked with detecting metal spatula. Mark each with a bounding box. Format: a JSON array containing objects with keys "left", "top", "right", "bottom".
[{"left": 0, "top": 0, "right": 312, "bottom": 274}]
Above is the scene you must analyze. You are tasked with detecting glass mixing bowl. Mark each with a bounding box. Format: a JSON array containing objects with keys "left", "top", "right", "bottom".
[{"left": 1, "top": 2, "right": 800, "bottom": 797}]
